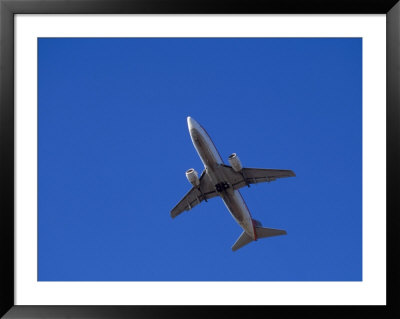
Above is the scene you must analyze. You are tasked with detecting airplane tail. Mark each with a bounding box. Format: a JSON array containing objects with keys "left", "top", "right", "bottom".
[{"left": 231, "top": 226, "right": 287, "bottom": 251}]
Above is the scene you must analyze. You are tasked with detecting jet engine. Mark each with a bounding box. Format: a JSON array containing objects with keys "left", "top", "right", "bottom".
[
  {"left": 228, "top": 153, "right": 243, "bottom": 172},
  {"left": 186, "top": 168, "right": 200, "bottom": 186}
]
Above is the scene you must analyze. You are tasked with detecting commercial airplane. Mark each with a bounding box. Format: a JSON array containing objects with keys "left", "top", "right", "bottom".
[{"left": 170, "top": 117, "right": 295, "bottom": 251}]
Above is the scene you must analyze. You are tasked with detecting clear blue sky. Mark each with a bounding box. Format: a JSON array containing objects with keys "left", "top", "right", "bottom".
[{"left": 38, "top": 38, "right": 362, "bottom": 281}]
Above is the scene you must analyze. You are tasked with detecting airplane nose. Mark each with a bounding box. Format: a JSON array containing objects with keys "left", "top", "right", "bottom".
[
  {"left": 187, "top": 116, "right": 194, "bottom": 130},
  {"left": 187, "top": 116, "right": 201, "bottom": 141}
]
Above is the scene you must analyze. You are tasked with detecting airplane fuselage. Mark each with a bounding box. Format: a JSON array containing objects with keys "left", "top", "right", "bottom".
[{"left": 187, "top": 117, "right": 257, "bottom": 240}]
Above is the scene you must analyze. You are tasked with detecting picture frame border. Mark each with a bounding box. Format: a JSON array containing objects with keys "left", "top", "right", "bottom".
[{"left": 1, "top": 0, "right": 399, "bottom": 317}]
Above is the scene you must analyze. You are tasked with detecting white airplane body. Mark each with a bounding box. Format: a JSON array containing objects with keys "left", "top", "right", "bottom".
[{"left": 171, "top": 117, "right": 295, "bottom": 251}]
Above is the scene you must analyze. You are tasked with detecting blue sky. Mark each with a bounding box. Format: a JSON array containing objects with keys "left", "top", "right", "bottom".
[{"left": 38, "top": 38, "right": 362, "bottom": 281}]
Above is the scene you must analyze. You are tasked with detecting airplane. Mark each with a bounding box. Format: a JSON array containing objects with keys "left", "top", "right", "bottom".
[{"left": 170, "top": 117, "right": 296, "bottom": 251}]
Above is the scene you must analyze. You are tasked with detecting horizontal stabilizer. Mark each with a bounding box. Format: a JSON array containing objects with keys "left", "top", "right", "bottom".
[
  {"left": 232, "top": 227, "right": 287, "bottom": 251},
  {"left": 232, "top": 231, "right": 253, "bottom": 251},
  {"left": 255, "top": 227, "right": 287, "bottom": 239}
]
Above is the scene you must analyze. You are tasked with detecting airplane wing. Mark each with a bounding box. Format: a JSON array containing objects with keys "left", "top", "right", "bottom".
[
  {"left": 221, "top": 164, "right": 296, "bottom": 190},
  {"left": 170, "top": 170, "right": 219, "bottom": 218}
]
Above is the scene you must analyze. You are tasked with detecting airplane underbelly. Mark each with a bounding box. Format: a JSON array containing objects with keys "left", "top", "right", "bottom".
[
  {"left": 192, "top": 133, "right": 223, "bottom": 168},
  {"left": 220, "top": 189, "right": 254, "bottom": 237}
]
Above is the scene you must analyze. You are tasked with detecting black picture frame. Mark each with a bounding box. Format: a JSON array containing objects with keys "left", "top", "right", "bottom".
[{"left": 1, "top": 0, "right": 399, "bottom": 318}]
